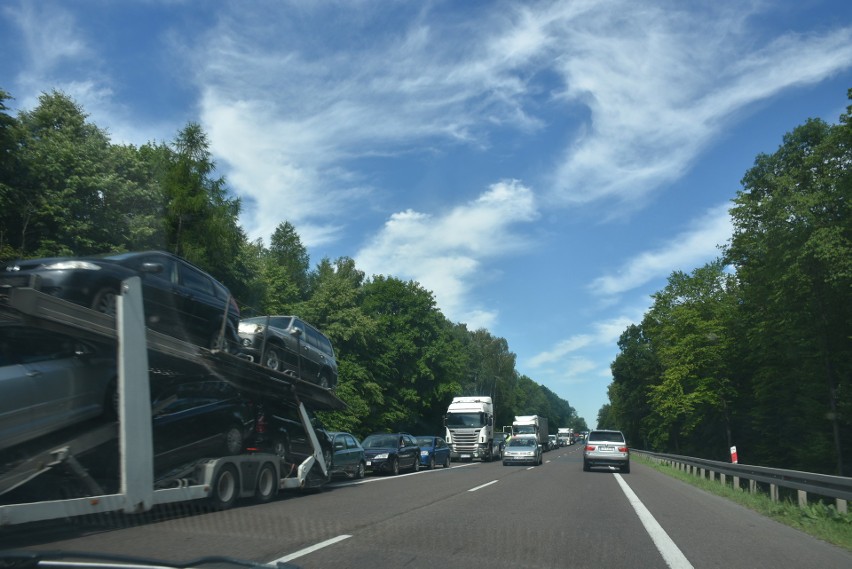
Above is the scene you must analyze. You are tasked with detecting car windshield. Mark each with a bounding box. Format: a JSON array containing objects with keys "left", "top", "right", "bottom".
[
  {"left": 361, "top": 435, "right": 400, "bottom": 449},
  {"left": 1, "top": 2, "right": 847, "bottom": 567}
]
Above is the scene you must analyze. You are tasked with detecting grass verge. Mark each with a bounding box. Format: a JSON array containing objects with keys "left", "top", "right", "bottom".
[{"left": 633, "top": 453, "right": 852, "bottom": 552}]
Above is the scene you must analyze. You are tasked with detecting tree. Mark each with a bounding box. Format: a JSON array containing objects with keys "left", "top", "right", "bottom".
[
  {"left": 12, "top": 91, "right": 121, "bottom": 256},
  {"left": 161, "top": 122, "right": 243, "bottom": 280},
  {"left": 727, "top": 100, "right": 852, "bottom": 474}
]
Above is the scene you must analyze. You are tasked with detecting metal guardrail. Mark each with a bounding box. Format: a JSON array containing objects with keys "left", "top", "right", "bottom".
[{"left": 632, "top": 449, "right": 851, "bottom": 514}]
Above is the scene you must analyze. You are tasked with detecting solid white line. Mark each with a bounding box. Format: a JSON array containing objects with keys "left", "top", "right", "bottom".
[
  {"left": 270, "top": 534, "right": 352, "bottom": 564},
  {"left": 614, "top": 474, "right": 694, "bottom": 569},
  {"left": 468, "top": 480, "right": 498, "bottom": 492}
]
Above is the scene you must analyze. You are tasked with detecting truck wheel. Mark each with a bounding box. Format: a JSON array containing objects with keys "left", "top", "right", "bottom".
[
  {"left": 254, "top": 462, "right": 277, "bottom": 503},
  {"left": 209, "top": 464, "right": 238, "bottom": 510}
]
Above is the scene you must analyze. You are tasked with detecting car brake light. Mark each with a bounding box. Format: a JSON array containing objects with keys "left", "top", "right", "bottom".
[
  {"left": 256, "top": 413, "right": 267, "bottom": 434},
  {"left": 618, "top": 446, "right": 629, "bottom": 453},
  {"left": 585, "top": 445, "right": 595, "bottom": 451}
]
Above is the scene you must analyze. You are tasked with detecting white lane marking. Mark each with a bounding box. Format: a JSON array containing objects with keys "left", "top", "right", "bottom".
[
  {"left": 614, "top": 474, "right": 694, "bottom": 569},
  {"left": 270, "top": 534, "right": 352, "bottom": 564},
  {"left": 469, "top": 480, "right": 498, "bottom": 492}
]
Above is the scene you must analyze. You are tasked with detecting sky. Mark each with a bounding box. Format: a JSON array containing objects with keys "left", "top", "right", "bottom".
[{"left": 2, "top": 0, "right": 851, "bottom": 427}]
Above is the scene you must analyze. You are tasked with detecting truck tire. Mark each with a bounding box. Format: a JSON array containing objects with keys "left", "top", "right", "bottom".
[
  {"left": 209, "top": 464, "right": 238, "bottom": 510},
  {"left": 254, "top": 462, "right": 277, "bottom": 503}
]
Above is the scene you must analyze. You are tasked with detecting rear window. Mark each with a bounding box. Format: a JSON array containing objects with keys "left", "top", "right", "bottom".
[{"left": 588, "top": 431, "right": 625, "bottom": 443}]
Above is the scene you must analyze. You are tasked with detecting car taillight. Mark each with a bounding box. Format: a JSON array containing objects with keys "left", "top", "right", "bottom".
[
  {"left": 256, "top": 413, "right": 267, "bottom": 434},
  {"left": 585, "top": 445, "right": 595, "bottom": 451},
  {"left": 618, "top": 446, "right": 628, "bottom": 452}
]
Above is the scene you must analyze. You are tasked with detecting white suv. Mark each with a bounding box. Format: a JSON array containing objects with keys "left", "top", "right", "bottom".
[{"left": 583, "top": 430, "right": 630, "bottom": 473}]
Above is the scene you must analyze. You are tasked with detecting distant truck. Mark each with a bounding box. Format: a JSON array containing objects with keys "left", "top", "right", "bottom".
[
  {"left": 558, "top": 427, "right": 574, "bottom": 446},
  {"left": 444, "top": 396, "right": 496, "bottom": 462},
  {"left": 512, "top": 415, "right": 549, "bottom": 451}
]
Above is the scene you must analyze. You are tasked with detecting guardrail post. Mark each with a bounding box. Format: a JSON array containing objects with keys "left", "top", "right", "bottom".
[
  {"left": 749, "top": 479, "right": 756, "bottom": 494},
  {"left": 733, "top": 475, "right": 739, "bottom": 490},
  {"left": 837, "top": 499, "right": 847, "bottom": 514},
  {"left": 720, "top": 472, "right": 726, "bottom": 486},
  {"left": 797, "top": 490, "right": 807, "bottom": 508},
  {"left": 770, "top": 484, "right": 779, "bottom": 502}
]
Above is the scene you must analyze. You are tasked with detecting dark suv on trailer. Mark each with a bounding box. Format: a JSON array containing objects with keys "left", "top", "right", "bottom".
[
  {"left": 238, "top": 315, "right": 338, "bottom": 389},
  {"left": 1, "top": 251, "right": 241, "bottom": 350}
]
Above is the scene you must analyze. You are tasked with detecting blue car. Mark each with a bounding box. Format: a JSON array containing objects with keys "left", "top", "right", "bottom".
[{"left": 415, "top": 435, "right": 451, "bottom": 469}]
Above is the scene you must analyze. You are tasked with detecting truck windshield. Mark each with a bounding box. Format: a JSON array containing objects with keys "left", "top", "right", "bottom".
[
  {"left": 446, "top": 413, "right": 484, "bottom": 428},
  {"left": 514, "top": 425, "right": 536, "bottom": 435}
]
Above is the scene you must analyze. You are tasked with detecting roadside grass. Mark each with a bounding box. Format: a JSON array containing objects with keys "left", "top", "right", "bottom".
[{"left": 633, "top": 454, "right": 852, "bottom": 552}]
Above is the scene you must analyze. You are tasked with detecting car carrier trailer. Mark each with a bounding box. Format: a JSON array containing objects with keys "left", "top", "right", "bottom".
[{"left": 0, "top": 279, "right": 346, "bottom": 525}]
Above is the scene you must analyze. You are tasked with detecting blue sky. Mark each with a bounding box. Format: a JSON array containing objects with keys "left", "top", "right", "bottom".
[{"left": 2, "top": 0, "right": 851, "bottom": 427}]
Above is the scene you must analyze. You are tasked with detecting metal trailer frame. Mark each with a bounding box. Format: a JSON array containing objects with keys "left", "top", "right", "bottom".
[{"left": 0, "top": 279, "right": 341, "bottom": 525}]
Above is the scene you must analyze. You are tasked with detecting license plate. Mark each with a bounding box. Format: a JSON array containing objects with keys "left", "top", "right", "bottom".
[
  {"left": 461, "top": 454, "right": 470, "bottom": 459},
  {"left": 366, "top": 461, "right": 372, "bottom": 466},
  {"left": 600, "top": 446, "right": 613, "bottom": 452}
]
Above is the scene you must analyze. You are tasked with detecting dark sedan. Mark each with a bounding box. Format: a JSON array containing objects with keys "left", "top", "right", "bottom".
[
  {"left": 151, "top": 380, "right": 256, "bottom": 476},
  {"left": 361, "top": 433, "right": 421, "bottom": 475},
  {"left": 1, "top": 251, "right": 241, "bottom": 350},
  {"left": 415, "top": 435, "right": 451, "bottom": 469},
  {"left": 327, "top": 431, "right": 366, "bottom": 479}
]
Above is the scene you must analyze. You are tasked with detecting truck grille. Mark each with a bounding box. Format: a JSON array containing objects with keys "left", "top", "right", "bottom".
[{"left": 450, "top": 430, "right": 479, "bottom": 452}]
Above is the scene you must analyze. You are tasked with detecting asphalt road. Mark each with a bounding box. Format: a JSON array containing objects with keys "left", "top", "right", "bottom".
[{"left": 3, "top": 445, "right": 851, "bottom": 569}]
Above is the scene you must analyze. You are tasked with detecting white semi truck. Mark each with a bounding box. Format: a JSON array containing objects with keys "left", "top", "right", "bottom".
[
  {"left": 558, "top": 427, "right": 574, "bottom": 446},
  {"left": 0, "top": 280, "right": 343, "bottom": 525},
  {"left": 512, "top": 415, "right": 549, "bottom": 451},
  {"left": 444, "top": 396, "right": 496, "bottom": 462}
]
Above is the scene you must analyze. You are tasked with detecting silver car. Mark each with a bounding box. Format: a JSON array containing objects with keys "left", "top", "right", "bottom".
[
  {"left": 583, "top": 429, "right": 630, "bottom": 473},
  {"left": 0, "top": 326, "right": 117, "bottom": 452},
  {"left": 502, "top": 434, "right": 542, "bottom": 466}
]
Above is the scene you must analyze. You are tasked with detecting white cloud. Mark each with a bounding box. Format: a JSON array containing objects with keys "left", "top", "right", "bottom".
[
  {"left": 355, "top": 180, "right": 538, "bottom": 327},
  {"left": 589, "top": 203, "right": 733, "bottom": 297},
  {"left": 543, "top": 3, "right": 852, "bottom": 207}
]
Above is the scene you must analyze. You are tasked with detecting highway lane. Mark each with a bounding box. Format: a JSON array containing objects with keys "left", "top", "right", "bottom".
[{"left": 3, "top": 445, "right": 851, "bottom": 568}]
